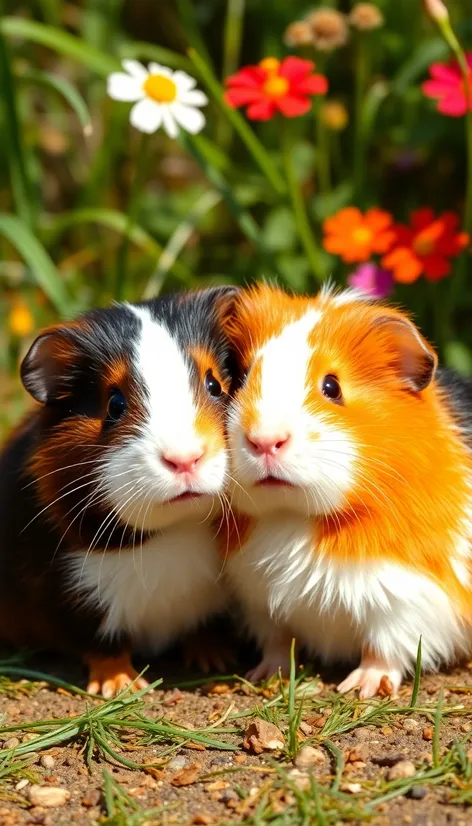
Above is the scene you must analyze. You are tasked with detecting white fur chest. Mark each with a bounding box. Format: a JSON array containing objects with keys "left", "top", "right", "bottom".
[
  {"left": 227, "top": 514, "right": 469, "bottom": 670},
  {"left": 67, "top": 524, "right": 227, "bottom": 653}
]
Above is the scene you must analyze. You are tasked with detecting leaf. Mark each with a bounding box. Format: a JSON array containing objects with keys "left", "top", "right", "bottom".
[
  {"left": 18, "top": 68, "right": 91, "bottom": 132},
  {"left": 0, "top": 17, "right": 120, "bottom": 77},
  {"left": 0, "top": 215, "right": 73, "bottom": 315},
  {"left": 391, "top": 38, "right": 449, "bottom": 95},
  {"left": 44, "top": 207, "right": 197, "bottom": 287},
  {"left": 263, "top": 207, "right": 297, "bottom": 252},
  {"left": 0, "top": 33, "right": 35, "bottom": 226}
]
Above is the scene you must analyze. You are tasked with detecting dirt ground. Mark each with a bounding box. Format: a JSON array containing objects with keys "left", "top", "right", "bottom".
[{"left": 1, "top": 647, "right": 472, "bottom": 826}]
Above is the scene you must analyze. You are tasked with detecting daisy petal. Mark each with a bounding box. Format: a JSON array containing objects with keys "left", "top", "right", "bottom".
[
  {"left": 172, "top": 70, "right": 198, "bottom": 92},
  {"left": 121, "top": 60, "right": 148, "bottom": 81},
  {"left": 161, "top": 106, "right": 179, "bottom": 138},
  {"left": 149, "top": 62, "right": 173, "bottom": 78},
  {"left": 130, "top": 99, "right": 163, "bottom": 133},
  {"left": 178, "top": 89, "right": 208, "bottom": 107},
  {"left": 107, "top": 73, "right": 143, "bottom": 102},
  {"left": 171, "top": 102, "right": 206, "bottom": 134}
]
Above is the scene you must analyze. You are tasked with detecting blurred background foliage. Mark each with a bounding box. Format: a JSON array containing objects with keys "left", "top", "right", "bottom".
[{"left": 0, "top": 0, "right": 471, "bottom": 432}]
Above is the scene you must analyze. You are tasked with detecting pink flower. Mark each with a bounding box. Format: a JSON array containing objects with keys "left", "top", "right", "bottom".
[
  {"left": 422, "top": 53, "right": 472, "bottom": 117},
  {"left": 347, "top": 263, "right": 394, "bottom": 299}
]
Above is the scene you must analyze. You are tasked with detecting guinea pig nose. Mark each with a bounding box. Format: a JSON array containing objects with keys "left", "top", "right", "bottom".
[
  {"left": 245, "top": 433, "right": 290, "bottom": 457},
  {"left": 161, "top": 449, "right": 204, "bottom": 475}
]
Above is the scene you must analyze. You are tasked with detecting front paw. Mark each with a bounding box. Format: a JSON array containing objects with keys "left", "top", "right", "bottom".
[
  {"left": 337, "top": 662, "right": 402, "bottom": 699},
  {"left": 86, "top": 653, "right": 149, "bottom": 699},
  {"left": 246, "top": 655, "right": 291, "bottom": 683}
]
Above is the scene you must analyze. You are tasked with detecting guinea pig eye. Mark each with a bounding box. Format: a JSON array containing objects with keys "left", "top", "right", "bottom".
[
  {"left": 106, "top": 388, "right": 127, "bottom": 421},
  {"left": 205, "top": 369, "right": 222, "bottom": 398},
  {"left": 322, "top": 374, "right": 342, "bottom": 403}
]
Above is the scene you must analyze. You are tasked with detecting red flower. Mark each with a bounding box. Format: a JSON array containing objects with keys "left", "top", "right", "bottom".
[
  {"left": 381, "top": 208, "right": 470, "bottom": 283},
  {"left": 224, "top": 56, "right": 328, "bottom": 121},
  {"left": 422, "top": 53, "right": 472, "bottom": 117}
]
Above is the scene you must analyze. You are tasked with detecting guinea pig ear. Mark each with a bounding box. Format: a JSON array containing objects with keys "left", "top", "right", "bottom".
[
  {"left": 205, "top": 285, "right": 241, "bottom": 326},
  {"left": 374, "top": 315, "right": 438, "bottom": 392},
  {"left": 20, "top": 325, "right": 81, "bottom": 404}
]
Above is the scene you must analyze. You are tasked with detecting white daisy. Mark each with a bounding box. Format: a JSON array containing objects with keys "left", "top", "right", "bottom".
[{"left": 107, "top": 60, "right": 208, "bottom": 137}]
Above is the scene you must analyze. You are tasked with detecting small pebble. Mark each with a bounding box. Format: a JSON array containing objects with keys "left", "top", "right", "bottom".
[
  {"left": 294, "top": 746, "right": 326, "bottom": 769},
  {"left": 3, "top": 737, "right": 20, "bottom": 749},
  {"left": 40, "top": 755, "right": 55, "bottom": 770},
  {"left": 211, "top": 756, "right": 232, "bottom": 766},
  {"left": 407, "top": 786, "right": 427, "bottom": 800},
  {"left": 423, "top": 727, "right": 433, "bottom": 741},
  {"left": 299, "top": 721, "right": 313, "bottom": 736},
  {"left": 167, "top": 755, "right": 187, "bottom": 772},
  {"left": 82, "top": 789, "right": 101, "bottom": 807},
  {"left": 387, "top": 760, "right": 416, "bottom": 781},
  {"left": 340, "top": 782, "right": 362, "bottom": 794},
  {"left": 15, "top": 779, "right": 29, "bottom": 791},
  {"left": 22, "top": 733, "right": 37, "bottom": 743},
  {"left": 27, "top": 786, "right": 70, "bottom": 808},
  {"left": 403, "top": 719, "right": 419, "bottom": 733},
  {"left": 372, "top": 752, "right": 406, "bottom": 768}
]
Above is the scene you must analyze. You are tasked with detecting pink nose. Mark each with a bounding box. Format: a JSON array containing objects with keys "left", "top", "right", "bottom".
[
  {"left": 161, "top": 450, "right": 204, "bottom": 475},
  {"left": 245, "top": 433, "right": 290, "bottom": 456}
]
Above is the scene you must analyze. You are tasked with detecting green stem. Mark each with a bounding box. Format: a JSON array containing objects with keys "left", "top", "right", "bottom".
[
  {"left": 434, "top": 16, "right": 472, "bottom": 325},
  {"left": 115, "top": 132, "right": 150, "bottom": 302},
  {"left": 282, "top": 127, "right": 325, "bottom": 283},
  {"left": 315, "top": 102, "right": 331, "bottom": 194},
  {"left": 217, "top": 0, "right": 246, "bottom": 148},
  {"left": 188, "top": 47, "right": 286, "bottom": 196},
  {"left": 353, "top": 34, "right": 368, "bottom": 203}
]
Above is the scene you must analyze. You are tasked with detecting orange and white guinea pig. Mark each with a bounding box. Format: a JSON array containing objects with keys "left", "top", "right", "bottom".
[{"left": 223, "top": 283, "right": 472, "bottom": 698}]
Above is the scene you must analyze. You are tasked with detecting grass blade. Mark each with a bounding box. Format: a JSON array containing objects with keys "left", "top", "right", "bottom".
[
  {"left": 0, "top": 32, "right": 35, "bottom": 226},
  {"left": 0, "top": 17, "right": 120, "bottom": 77},
  {"left": 409, "top": 636, "right": 422, "bottom": 708},
  {"left": 0, "top": 214, "right": 73, "bottom": 315},
  {"left": 18, "top": 68, "right": 92, "bottom": 133},
  {"left": 142, "top": 189, "right": 221, "bottom": 299},
  {"left": 182, "top": 134, "right": 280, "bottom": 278},
  {"left": 45, "top": 208, "right": 198, "bottom": 288},
  {"left": 433, "top": 688, "right": 444, "bottom": 768}
]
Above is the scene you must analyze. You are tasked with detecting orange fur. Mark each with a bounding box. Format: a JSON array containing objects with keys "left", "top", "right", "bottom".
[{"left": 227, "top": 284, "right": 472, "bottom": 615}]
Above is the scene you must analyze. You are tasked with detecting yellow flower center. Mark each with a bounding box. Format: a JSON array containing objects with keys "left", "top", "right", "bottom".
[
  {"left": 263, "top": 75, "right": 289, "bottom": 98},
  {"left": 143, "top": 73, "right": 177, "bottom": 104},
  {"left": 352, "top": 226, "right": 373, "bottom": 245},
  {"left": 259, "top": 57, "right": 281, "bottom": 74}
]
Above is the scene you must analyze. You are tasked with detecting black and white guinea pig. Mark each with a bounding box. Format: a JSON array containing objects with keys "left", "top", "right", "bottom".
[{"left": 0, "top": 286, "right": 239, "bottom": 696}]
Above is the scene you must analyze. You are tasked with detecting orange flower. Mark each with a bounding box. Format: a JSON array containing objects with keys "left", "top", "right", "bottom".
[
  {"left": 382, "top": 208, "right": 470, "bottom": 283},
  {"left": 323, "top": 207, "right": 395, "bottom": 263}
]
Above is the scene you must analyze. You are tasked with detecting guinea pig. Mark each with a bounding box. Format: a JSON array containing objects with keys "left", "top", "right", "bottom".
[
  {"left": 223, "top": 282, "right": 472, "bottom": 698},
  {"left": 0, "top": 286, "right": 239, "bottom": 697}
]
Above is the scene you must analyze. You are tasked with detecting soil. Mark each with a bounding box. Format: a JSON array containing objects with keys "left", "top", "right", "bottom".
[{"left": 0, "top": 649, "right": 472, "bottom": 826}]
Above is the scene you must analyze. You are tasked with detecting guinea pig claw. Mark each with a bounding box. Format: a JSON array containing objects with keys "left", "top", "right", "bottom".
[
  {"left": 337, "top": 663, "right": 402, "bottom": 699},
  {"left": 86, "top": 653, "right": 149, "bottom": 698}
]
